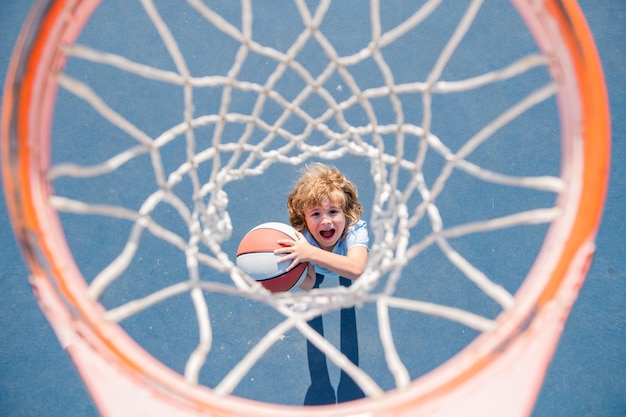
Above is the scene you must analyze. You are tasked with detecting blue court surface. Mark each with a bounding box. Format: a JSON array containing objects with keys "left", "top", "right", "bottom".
[{"left": 1, "top": 1, "right": 624, "bottom": 416}]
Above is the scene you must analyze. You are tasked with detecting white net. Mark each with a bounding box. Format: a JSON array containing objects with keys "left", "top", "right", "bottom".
[{"left": 45, "top": 0, "right": 563, "bottom": 404}]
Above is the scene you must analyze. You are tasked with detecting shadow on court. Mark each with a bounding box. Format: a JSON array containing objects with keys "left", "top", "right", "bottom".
[{"left": 303, "top": 275, "right": 365, "bottom": 405}]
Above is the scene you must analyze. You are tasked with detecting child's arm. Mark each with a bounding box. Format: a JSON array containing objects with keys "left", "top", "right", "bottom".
[
  {"left": 275, "top": 231, "right": 368, "bottom": 280},
  {"left": 298, "top": 265, "right": 316, "bottom": 290}
]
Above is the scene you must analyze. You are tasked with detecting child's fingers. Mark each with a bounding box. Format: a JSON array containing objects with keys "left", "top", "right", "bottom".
[
  {"left": 275, "top": 253, "right": 290, "bottom": 263},
  {"left": 274, "top": 243, "right": 292, "bottom": 255},
  {"left": 274, "top": 249, "right": 301, "bottom": 271},
  {"left": 286, "top": 259, "right": 301, "bottom": 272},
  {"left": 275, "top": 247, "right": 296, "bottom": 265},
  {"left": 274, "top": 236, "right": 307, "bottom": 270},
  {"left": 281, "top": 255, "right": 299, "bottom": 271}
]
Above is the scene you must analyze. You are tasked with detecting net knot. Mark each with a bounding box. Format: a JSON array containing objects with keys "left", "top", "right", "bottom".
[{"left": 202, "top": 189, "right": 233, "bottom": 243}]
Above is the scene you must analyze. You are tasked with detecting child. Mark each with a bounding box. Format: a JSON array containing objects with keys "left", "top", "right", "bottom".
[
  {"left": 275, "top": 162, "right": 369, "bottom": 290},
  {"left": 276, "top": 162, "right": 368, "bottom": 404}
]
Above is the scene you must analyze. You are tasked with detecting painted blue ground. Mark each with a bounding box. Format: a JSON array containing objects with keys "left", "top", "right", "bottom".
[{"left": 0, "top": 1, "right": 624, "bottom": 416}]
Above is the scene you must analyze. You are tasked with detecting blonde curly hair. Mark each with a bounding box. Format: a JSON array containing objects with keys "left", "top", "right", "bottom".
[{"left": 287, "top": 163, "right": 362, "bottom": 239}]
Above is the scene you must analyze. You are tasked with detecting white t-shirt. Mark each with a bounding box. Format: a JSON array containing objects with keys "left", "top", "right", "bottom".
[{"left": 302, "top": 219, "right": 369, "bottom": 280}]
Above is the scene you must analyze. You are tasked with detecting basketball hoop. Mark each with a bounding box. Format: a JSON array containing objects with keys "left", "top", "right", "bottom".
[{"left": 1, "top": 1, "right": 609, "bottom": 416}]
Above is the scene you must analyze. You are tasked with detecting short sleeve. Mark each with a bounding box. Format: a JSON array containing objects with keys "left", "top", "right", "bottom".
[{"left": 345, "top": 220, "right": 369, "bottom": 250}]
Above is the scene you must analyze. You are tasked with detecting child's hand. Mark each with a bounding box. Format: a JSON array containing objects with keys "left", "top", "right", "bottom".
[{"left": 275, "top": 231, "right": 316, "bottom": 272}]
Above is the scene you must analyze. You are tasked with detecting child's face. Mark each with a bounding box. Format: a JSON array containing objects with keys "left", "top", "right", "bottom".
[{"left": 303, "top": 197, "right": 346, "bottom": 251}]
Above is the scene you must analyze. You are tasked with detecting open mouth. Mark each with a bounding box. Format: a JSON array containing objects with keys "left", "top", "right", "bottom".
[{"left": 319, "top": 229, "right": 336, "bottom": 240}]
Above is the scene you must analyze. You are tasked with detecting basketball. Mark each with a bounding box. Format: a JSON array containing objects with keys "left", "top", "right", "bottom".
[{"left": 236, "top": 222, "right": 309, "bottom": 292}]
